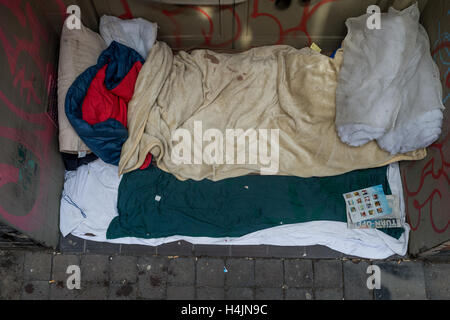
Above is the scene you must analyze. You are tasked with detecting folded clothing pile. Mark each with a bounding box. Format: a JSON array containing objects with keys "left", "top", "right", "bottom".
[
  {"left": 65, "top": 41, "right": 144, "bottom": 165},
  {"left": 335, "top": 3, "right": 445, "bottom": 154},
  {"left": 57, "top": 16, "right": 158, "bottom": 168}
]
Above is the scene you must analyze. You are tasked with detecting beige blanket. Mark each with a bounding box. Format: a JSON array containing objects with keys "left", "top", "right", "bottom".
[{"left": 119, "top": 41, "right": 426, "bottom": 181}]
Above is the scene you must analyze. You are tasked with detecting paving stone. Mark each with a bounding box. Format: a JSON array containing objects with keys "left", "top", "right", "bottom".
[
  {"left": 52, "top": 254, "right": 80, "bottom": 282},
  {"left": 313, "top": 260, "right": 343, "bottom": 288},
  {"left": 315, "top": 288, "right": 343, "bottom": 300},
  {"left": 120, "top": 244, "right": 156, "bottom": 256},
  {"left": 167, "top": 257, "right": 195, "bottom": 286},
  {"left": 49, "top": 282, "right": 77, "bottom": 300},
  {"left": 267, "top": 246, "right": 306, "bottom": 258},
  {"left": 374, "top": 261, "right": 426, "bottom": 300},
  {"left": 157, "top": 241, "right": 193, "bottom": 256},
  {"left": 255, "top": 288, "right": 283, "bottom": 300},
  {"left": 196, "top": 287, "right": 225, "bottom": 300},
  {"left": 167, "top": 286, "right": 195, "bottom": 300},
  {"left": 197, "top": 258, "right": 225, "bottom": 287},
  {"left": 22, "top": 281, "right": 49, "bottom": 300},
  {"left": 230, "top": 245, "right": 268, "bottom": 258},
  {"left": 225, "top": 258, "right": 255, "bottom": 288},
  {"left": 58, "top": 234, "right": 85, "bottom": 253},
  {"left": 424, "top": 251, "right": 450, "bottom": 263},
  {"left": 137, "top": 256, "right": 168, "bottom": 300},
  {"left": 1, "top": 246, "right": 445, "bottom": 301},
  {"left": 255, "top": 259, "right": 284, "bottom": 288},
  {"left": 85, "top": 240, "right": 120, "bottom": 255},
  {"left": 23, "top": 252, "right": 52, "bottom": 281},
  {"left": 284, "top": 259, "right": 313, "bottom": 288},
  {"left": 194, "top": 245, "right": 230, "bottom": 257},
  {"left": 225, "top": 287, "right": 254, "bottom": 300},
  {"left": 424, "top": 262, "right": 450, "bottom": 299},
  {"left": 343, "top": 261, "right": 373, "bottom": 300},
  {"left": 304, "top": 246, "right": 342, "bottom": 259},
  {"left": 110, "top": 255, "right": 138, "bottom": 283},
  {"left": 80, "top": 254, "right": 110, "bottom": 282},
  {"left": 285, "top": 288, "right": 313, "bottom": 300},
  {"left": 0, "top": 251, "right": 24, "bottom": 300},
  {"left": 0, "top": 250, "right": 24, "bottom": 272},
  {"left": 109, "top": 282, "right": 137, "bottom": 300},
  {"left": 0, "top": 272, "right": 23, "bottom": 300},
  {"left": 75, "top": 282, "right": 109, "bottom": 300}
]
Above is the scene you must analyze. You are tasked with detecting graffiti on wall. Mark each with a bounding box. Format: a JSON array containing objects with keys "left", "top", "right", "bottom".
[
  {"left": 161, "top": 4, "right": 242, "bottom": 48},
  {"left": 0, "top": 0, "right": 65, "bottom": 232},
  {"left": 250, "top": 0, "right": 338, "bottom": 46},
  {"left": 119, "top": 0, "right": 133, "bottom": 20},
  {"left": 402, "top": 12, "right": 450, "bottom": 235},
  {"left": 115, "top": 0, "right": 339, "bottom": 49}
]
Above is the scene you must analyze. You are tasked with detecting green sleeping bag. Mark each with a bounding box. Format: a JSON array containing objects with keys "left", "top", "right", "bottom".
[{"left": 107, "top": 166, "right": 403, "bottom": 240}]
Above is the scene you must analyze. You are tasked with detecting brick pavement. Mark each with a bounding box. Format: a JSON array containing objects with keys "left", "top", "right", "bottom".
[{"left": 0, "top": 241, "right": 448, "bottom": 300}]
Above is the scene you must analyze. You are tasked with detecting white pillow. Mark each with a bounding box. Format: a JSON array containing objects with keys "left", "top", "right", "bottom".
[{"left": 58, "top": 19, "right": 107, "bottom": 154}]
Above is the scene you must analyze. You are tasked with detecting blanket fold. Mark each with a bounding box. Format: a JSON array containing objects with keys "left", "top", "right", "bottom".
[{"left": 119, "top": 41, "right": 425, "bottom": 181}]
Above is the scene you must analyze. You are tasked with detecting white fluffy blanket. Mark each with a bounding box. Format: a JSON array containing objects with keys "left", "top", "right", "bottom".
[{"left": 335, "top": 3, "right": 445, "bottom": 154}]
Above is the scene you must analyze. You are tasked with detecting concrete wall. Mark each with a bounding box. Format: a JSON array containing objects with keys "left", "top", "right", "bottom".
[
  {"left": 401, "top": 0, "right": 450, "bottom": 256},
  {"left": 0, "top": 0, "right": 66, "bottom": 248}
]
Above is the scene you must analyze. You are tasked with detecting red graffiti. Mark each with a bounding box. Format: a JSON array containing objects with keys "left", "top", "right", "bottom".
[
  {"left": 41, "top": 0, "right": 67, "bottom": 22},
  {"left": 431, "top": 41, "right": 450, "bottom": 56},
  {"left": 402, "top": 35, "right": 450, "bottom": 235},
  {"left": 119, "top": 0, "right": 134, "bottom": 20},
  {"left": 403, "top": 133, "right": 450, "bottom": 234},
  {"left": 201, "top": 5, "right": 242, "bottom": 48},
  {"left": 0, "top": 0, "right": 66, "bottom": 232},
  {"left": 251, "top": 0, "right": 338, "bottom": 45},
  {"left": 0, "top": 164, "right": 19, "bottom": 188},
  {"left": 0, "top": 0, "right": 57, "bottom": 104},
  {"left": 120, "top": 0, "right": 338, "bottom": 49},
  {"left": 0, "top": 90, "right": 55, "bottom": 232},
  {"left": 408, "top": 190, "right": 449, "bottom": 234},
  {"left": 0, "top": 0, "right": 27, "bottom": 26},
  {"left": 161, "top": 5, "right": 241, "bottom": 48}
]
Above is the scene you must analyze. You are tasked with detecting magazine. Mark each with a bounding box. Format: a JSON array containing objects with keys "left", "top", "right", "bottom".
[
  {"left": 343, "top": 185, "right": 392, "bottom": 224},
  {"left": 346, "top": 195, "right": 404, "bottom": 230}
]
